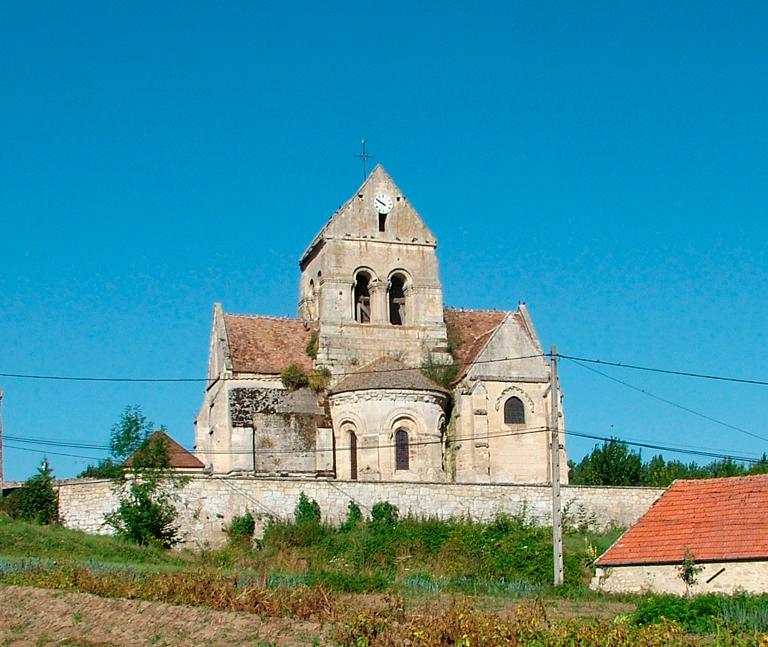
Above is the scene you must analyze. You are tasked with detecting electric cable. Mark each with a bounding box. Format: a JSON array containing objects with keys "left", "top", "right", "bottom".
[
  {"left": 557, "top": 353, "right": 768, "bottom": 387},
  {"left": 563, "top": 357, "right": 768, "bottom": 444},
  {"left": 0, "top": 353, "right": 545, "bottom": 384}
]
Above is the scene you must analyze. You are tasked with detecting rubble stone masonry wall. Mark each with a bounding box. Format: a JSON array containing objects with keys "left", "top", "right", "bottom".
[{"left": 56, "top": 477, "right": 664, "bottom": 548}]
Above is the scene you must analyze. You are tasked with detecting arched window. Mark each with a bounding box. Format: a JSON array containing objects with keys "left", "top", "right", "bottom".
[
  {"left": 395, "top": 429, "right": 409, "bottom": 470},
  {"left": 503, "top": 396, "right": 525, "bottom": 424},
  {"left": 354, "top": 272, "right": 371, "bottom": 323},
  {"left": 349, "top": 431, "right": 358, "bottom": 480},
  {"left": 388, "top": 274, "right": 406, "bottom": 326}
]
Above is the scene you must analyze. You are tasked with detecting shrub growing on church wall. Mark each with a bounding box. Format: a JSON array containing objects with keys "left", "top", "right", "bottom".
[
  {"left": 281, "top": 364, "right": 309, "bottom": 390},
  {"left": 305, "top": 330, "right": 319, "bottom": 359},
  {"left": 421, "top": 353, "right": 459, "bottom": 389},
  {"left": 308, "top": 366, "right": 331, "bottom": 393}
]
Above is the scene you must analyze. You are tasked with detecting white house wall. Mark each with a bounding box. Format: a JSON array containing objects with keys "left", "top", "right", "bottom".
[{"left": 592, "top": 561, "right": 768, "bottom": 595}]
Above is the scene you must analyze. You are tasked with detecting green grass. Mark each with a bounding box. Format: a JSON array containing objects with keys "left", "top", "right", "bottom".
[{"left": 0, "top": 516, "right": 186, "bottom": 567}]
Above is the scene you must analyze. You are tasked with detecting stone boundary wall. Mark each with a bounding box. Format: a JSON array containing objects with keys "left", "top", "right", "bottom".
[{"left": 56, "top": 477, "right": 664, "bottom": 548}]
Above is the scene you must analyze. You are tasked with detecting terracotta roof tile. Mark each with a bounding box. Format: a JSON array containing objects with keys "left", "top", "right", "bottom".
[
  {"left": 596, "top": 474, "right": 768, "bottom": 566},
  {"left": 330, "top": 357, "right": 450, "bottom": 395},
  {"left": 124, "top": 431, "right": 204, "bottom": 469},
  {"left": 224, "top": 314, "right": 316, "bottom": 375},
  {"left": 444, "top": 309, "right": 506, "bottom": 378}
]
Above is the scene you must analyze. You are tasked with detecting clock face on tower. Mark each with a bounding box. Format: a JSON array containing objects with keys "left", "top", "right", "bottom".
[{"left": 374, "top": 192, "right": 394, "bottom": 215}]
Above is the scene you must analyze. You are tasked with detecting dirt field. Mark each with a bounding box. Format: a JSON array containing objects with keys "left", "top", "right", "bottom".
[{"left": 0, "top": 585, "right": 330, "bottom": 646}]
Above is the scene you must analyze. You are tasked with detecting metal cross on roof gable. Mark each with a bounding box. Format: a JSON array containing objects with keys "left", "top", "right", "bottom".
[{"left": 353, "top": 139, "right": 374, "bottom": 180}]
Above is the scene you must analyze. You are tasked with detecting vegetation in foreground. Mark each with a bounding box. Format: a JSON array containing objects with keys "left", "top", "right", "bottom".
[{"left": 2, "top": 506, "right": 768, "bottom": 645}]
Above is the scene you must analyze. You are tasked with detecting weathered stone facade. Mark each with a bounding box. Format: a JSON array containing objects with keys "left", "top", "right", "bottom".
[
  {"left": 57, "top": 477, "right": 664, "bottom": 548},
  {"left": 194, "top": 165, "right": 567, "bottom": 484}
]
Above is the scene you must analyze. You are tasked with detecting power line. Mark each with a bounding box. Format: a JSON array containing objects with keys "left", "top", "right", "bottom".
[
  {"left": 564, "top": 357, "right": 768, "bottom": 444},
  {"left": 0, "top": 353, "right": 545, "bottom": 384},
  {"left": 4, "top": 434, "right": 111, "bottom": 450},
  {"left": 3, "top": 352, "right": 766, "bottom": 389},
  {"left": 6, "top": 423, "right": 766, "bottom": 467},
  {"left": 562, "top": 429, "right": 765, "bottom": 465},
  {"left": 557, "top": 353, "right": 768, "bottom": 387},
  {"left": 4, "top": 442, "right": 104, "bottom": 462}
]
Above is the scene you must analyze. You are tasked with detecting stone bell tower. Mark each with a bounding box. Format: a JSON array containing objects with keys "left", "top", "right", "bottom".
[{"left": 298, "top": 165, "right": 450, "bottom": 373}]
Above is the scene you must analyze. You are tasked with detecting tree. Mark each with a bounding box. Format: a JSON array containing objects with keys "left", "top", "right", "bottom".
[
  {"left": 109, "top": 404, "right": 154, "bottom": 463},
  {"left": 569, "top": 439, "right": 644, "bottom": 486},
  {"left": 78, "top": 405, "right": 154, "bottom": 478},
  {"left": 3, "top": 458, "right": 58, "bottom": 524},
  {"left": 102, "top": 408, "right": 184, "bottom": 548},
  {"left": 748, "top": 453, "right": 768, "bottom": 475},
  {"left": 678, "top": 547, "right": 704, "bottom": 597}
]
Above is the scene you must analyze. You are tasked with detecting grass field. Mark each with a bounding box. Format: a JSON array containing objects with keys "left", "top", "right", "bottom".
[{"left": 1, "top": 514, "right": 768, "bottom": 646}]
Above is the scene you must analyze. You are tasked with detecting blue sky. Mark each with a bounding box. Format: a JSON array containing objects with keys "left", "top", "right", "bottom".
[{"left": 2, "top": 2, "right": 767, "bottom": 481}]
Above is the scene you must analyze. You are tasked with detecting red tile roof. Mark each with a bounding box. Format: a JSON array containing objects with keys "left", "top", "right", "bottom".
[
  {"left": 124, "top": 431, "right": 204, "bottom": 469},
  {"left": 224, "top": 314, "right": 316, "bottom": 375},
  {"left": 444, "top": 309, "right": 506, "bottom": 379},
  {"left": 596, "top": 474, "right": 768, "bottom": 566}
]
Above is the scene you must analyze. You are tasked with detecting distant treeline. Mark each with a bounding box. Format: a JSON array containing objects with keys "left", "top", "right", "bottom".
[{"left": 568, "top": 439, "right": 768, "bottom": 487}]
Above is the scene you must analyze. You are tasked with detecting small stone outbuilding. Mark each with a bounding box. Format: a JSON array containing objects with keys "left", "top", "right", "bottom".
[{"left": 592, "top": 473, "right": 768, "bottom": 594}]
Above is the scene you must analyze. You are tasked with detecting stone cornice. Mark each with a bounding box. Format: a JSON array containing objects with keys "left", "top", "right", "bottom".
[{"left": 329, "top": 389, "right": 447, "bottom": 407}]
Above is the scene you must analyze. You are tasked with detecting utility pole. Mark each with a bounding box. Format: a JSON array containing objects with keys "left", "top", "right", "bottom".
[{"left": 549, "top": 347, "right": 564, "bottom": 586}]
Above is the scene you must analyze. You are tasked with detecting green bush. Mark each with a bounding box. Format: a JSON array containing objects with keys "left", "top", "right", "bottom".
[
  {"left": 2, "top": 459, "right": 58, "bottom": 525},
  {"left": 633, "top": 594, "right": 722, "bottom": 633},
  {"left": 280, "top": 364, "right": 309, "bottom": 390},
  {"left": 104, "top": 480, "right": 180, "bottom": 548},
  {"left": 340, "top": 501, "right": 363, "bottom": 531},
  {"left": 225, "top": 511, "right": 255, "bottom": 545},
  {"left": 370, "top": 501, "right": 399, "bottom": 529},
  {"left": 294, "top": 492, "right": 321, "bottom": 525}
]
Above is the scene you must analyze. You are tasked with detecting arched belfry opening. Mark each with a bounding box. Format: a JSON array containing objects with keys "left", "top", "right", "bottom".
[
  {"left": 389, "top": 274, "right": 406, "bottom": 326},
  {"left": 354, "top": 271, "right": 371, "bottom": 323}
]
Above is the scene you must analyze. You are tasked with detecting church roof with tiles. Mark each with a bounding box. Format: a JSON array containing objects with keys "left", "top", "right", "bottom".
[
  {"left": 445, "top": 308, "right": 532, "bottom": 379},
  {"left": 223, "top": 314, "right": 316, "bottom": 375},
  {"left": 330, "top": 357, "right": 451, "bottom": 395},
  {"left": 222, "top": 308, "right": 534, "bottom": 379},
  {"left": 596, "top": 474, "right": 768, "bottom": 566}
]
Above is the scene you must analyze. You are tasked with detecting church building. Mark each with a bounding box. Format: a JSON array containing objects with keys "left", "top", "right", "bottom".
[{"left": 194, "top": 166, "right": 567, "bottom": 484}]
